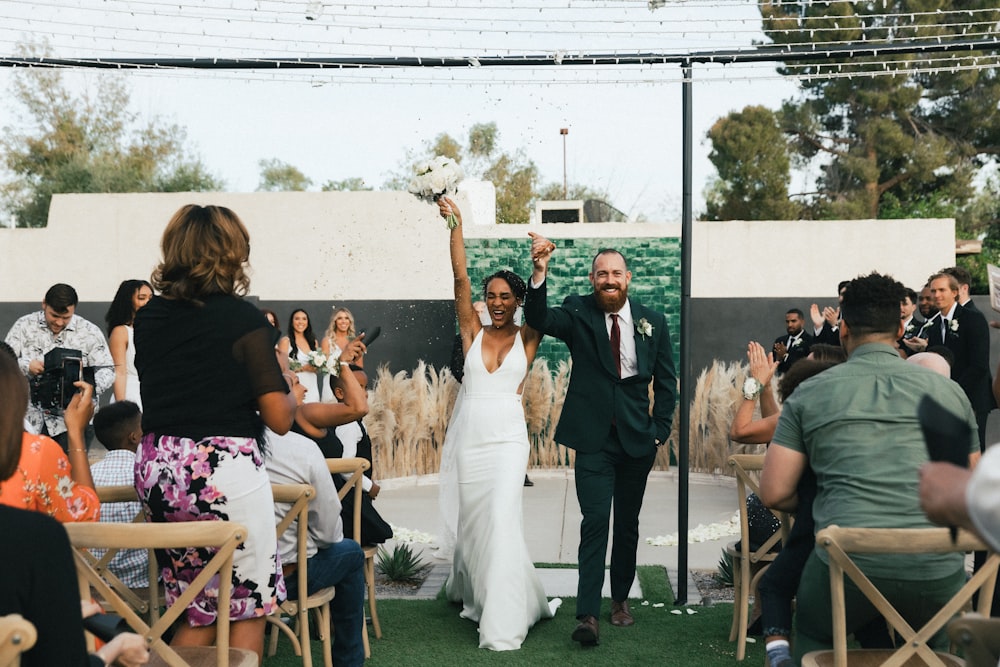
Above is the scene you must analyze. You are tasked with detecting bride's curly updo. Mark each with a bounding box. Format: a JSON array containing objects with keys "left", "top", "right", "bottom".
[{"left": 482, "top": 269, "right": 527, "bottom": 303}]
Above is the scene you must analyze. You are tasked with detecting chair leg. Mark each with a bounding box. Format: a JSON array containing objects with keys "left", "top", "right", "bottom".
[
  {"left": 299, "top": 607, "right": 313, "bottom": 667},
  {"left": 317, "top": 604, "right": 333, "bottom": 667},
  {"left": 729, "top": 555, "right": 743, "bottom": 642},
  {"left": 734, "top": 556, "right": 751, "bottom": 661},
  {"left": 365, "top": 556, "right": 382, "bottom": 639},
  {"left": 362, "top": 616, "right": 371, "bottom": 659}
]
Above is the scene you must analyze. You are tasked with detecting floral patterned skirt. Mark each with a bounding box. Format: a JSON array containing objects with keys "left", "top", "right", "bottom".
[{"left": 135, "top": 433, "right": 285, "bottom": 626}]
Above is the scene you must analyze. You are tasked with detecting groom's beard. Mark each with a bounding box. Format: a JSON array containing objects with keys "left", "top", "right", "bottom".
[{"left": 594, "top": 285, "right": 628, "bottom": 313}]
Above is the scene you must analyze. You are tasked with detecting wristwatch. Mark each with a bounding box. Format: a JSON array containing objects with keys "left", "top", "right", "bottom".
[{"left": 742, "top": 378, "right": 764, "bottom": 401}]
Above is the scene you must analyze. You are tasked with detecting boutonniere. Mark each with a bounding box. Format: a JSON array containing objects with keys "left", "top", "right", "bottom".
[
  {"left": 918, "top": 319, "right": 933, "bottom": 333},
  {"left": 636, "top": 318, "right": 653, "bottom": 340},
  {"left": 950, "top": 319, "right": 960, "bottom": 333},
  {"left": 790, "top": 337, "right": 802, "bottom": 348},
  {"left": 905, "top": 322, "right": 915, "bottom": 334}
]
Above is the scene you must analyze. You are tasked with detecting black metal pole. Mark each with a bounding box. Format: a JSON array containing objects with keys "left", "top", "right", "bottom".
[{"left": 675, "top": 62, "right": 693, "bottom": 606}]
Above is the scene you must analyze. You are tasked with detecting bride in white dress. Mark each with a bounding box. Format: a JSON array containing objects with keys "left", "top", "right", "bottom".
[{"left": 437, "top": 197, "right": 559, "bottom": 651}]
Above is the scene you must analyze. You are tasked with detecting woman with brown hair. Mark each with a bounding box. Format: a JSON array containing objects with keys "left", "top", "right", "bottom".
[{"left": 133, "top": 204, "right": 298, "bottom": 662}]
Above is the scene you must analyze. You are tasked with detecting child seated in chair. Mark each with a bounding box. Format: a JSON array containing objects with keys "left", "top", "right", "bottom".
[{"left": 91, "top": 401, "right": 149, "bottom": 589}]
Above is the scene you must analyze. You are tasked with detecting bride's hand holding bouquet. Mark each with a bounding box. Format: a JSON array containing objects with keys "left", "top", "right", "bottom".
[{"left": 407, "top": 155, "right": 465, "bottom": 229}]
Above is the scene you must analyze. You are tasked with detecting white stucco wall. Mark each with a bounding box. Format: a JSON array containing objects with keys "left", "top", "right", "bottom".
[
  {"left": 0, "top": 191, "right": 955, "bottom": 303},
  {"left": 691, "top": 218, "right": 956, "bottom": 297}
]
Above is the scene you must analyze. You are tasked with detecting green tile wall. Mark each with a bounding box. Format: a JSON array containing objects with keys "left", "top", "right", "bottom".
[{"left": 464, "top": 236, "right": 681, "bottom": 367}]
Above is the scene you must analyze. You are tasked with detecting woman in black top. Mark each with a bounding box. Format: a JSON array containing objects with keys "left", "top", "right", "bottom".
[{"left": 133, "top": 204, "right": 298, "bottom": 663}]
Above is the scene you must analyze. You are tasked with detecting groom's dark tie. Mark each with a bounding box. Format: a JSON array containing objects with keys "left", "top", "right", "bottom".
[{"left": 610, "top": 314, "right": 622, "bottom": 378}]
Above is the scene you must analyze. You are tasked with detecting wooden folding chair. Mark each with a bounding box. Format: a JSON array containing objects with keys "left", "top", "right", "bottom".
[
  {"left": 327, "top": 457, "right": 376, "bottom": 657},
  {"left": 92, "top": 485, "right": 159, "bottom": 622},
  {"left": 65, "top": 521, "right": 257, "bottom": 667},
  {"left": 726, "top": 453, "right": 791, "bottom": 661},
  {"left": 266, "top": 483, "right": 335, "bottom": 667},
  {"left": 0, "top": 614, "right": 36, "bottom": 667},
  {"left": 802, "top": 525, "right": 1000, "bottom": 667},
  {"left": 947, "top": 613, "right": 1000, "bottom": 667}
]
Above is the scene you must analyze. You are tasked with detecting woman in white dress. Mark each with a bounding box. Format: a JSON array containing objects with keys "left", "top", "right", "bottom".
[
  {"left": 438, "top": 196, "right": 558, "bottom": 651},
  {"left": 322, "top": 307, "right": 363, "bottom": 369},
  {"left": 105, "top": 279, "right": 153, "bottom": 409},
  {"left": 278, "top": 308, "right": 321, "bottom": 403}
]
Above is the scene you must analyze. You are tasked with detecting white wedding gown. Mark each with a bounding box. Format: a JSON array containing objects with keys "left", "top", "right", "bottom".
[{"left": 441, "top": 329, "right": 557, "bottom": 650}]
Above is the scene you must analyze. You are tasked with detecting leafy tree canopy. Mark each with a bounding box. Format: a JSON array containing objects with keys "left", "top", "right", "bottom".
[
  {"left": 257, "top": 158, "right": 313, "bottom": 192},
  {"left": 0, "top": 54, "right": 222, "bottom": 228}
]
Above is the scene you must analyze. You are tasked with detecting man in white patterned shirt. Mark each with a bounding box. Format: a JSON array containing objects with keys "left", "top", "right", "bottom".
[
  {"left": 91, "top": 401, "right": 148, "bottom": 589},
  {"left": 5, "top": 284, "right": 114, "bottom": 448}
]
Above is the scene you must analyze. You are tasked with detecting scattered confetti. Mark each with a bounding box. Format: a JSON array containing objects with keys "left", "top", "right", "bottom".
[
  {"left": 641, "top": 600, "right": 650, "bottom": 606},
  {"left": 652, "top": 603, "right": 665, "bottom": 608},
  {"left": 686, "top": 608, "right": 697, "bottom": 615},
  {"left": 670, "top": 609, "right": 683, "bottom": 615},
  {"left": 746, "top": 637, "right": 757, "bottom": 643}
]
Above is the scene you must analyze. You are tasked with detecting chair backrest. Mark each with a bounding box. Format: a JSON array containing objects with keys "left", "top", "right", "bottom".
[
  {"left": 270, "top": 483, "right": 315, "bottom": 605},
  {"left": 0, "top": 614, "right": 37, "bottom": 667},
  {"left": 815, "top": 524, "right": 1000, "bottom": 667},
  {"left": 728, "top": 454, "right": 790, "bottom": 562},
  {"left": 65, "top": 520, "right": 247, "bottom": 667},
  {"left": 327, "top": 457, "right": 370, "bottom": 546},
  {"left": 92, "top": 485, "right": 156, "bottom": 618}
]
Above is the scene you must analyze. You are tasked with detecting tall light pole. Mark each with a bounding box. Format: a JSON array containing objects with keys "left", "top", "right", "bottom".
[{"left": 560, "top": 128, "right": 569, "bottom": 199}]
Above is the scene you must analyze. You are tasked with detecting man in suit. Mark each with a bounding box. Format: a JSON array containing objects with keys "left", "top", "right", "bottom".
[
  {"left": 898, "top": 287, "right": 926, "bottom": 357},
  {"left": 925, "top": 272, "right": 995, "bottom": 450},
  {"left": 809, "top": 281, "right": 849, "bottom": 346},
  {"left": 773, "top": 308, "right": 813, "bottom": 374},
  {"left": 941, "top": 266, "right": 978, "bottom": 311},
  {"left": 524, "top": 233, "right": 677, "bottom": 647}
]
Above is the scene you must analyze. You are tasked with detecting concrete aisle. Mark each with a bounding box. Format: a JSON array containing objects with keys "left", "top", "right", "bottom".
[{"left": 375, "top": 470, "right": 740, "bottom": 602}]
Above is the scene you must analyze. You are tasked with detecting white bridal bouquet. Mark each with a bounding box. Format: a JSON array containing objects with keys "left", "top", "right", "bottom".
[
  {"left": 407, "top": 155, "right": 465, "bottom": 229},
  {"left": 307, "top": 349, "right": 342, "bottom": 377}
]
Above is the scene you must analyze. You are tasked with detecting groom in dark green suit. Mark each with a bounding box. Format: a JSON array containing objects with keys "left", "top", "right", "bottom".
[{"left": 524, "top": 232, "right": 677, "bottom": 646}]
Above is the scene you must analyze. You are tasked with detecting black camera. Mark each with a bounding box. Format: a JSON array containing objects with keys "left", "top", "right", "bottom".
[{"left": 29, "top": 347, "right": 94, "bottom": 414}]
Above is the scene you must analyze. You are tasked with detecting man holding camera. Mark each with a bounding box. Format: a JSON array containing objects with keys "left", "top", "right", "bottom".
[{"left": 5, "top": 283, "right": 113, "bottom": 450}]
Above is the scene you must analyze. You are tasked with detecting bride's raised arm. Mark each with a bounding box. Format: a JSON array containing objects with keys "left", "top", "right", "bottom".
[{"left": 441, "top": 196, "right": 480, "bottom": 353}]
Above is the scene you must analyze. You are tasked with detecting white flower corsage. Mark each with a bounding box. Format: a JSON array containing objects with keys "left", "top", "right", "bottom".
[
  {"left": 950, "top": 319, "right": 960, "bottom": 333},
  {"left": 636, "top": 318, "right": 653, "bottom": 340},
  {"left": 905, "top": 322, "right": 915, "bottom": 334},
  {"left": 790, "top": 337, "right": 802, "bottom": 348}
]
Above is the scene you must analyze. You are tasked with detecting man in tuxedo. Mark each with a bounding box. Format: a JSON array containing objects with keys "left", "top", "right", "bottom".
[
  {"left": 941, "top": 266, "right": 978, "bottom": 311},
  {"left": 774, "top": 309, "right": 812, "bottom": 374},
  {"left": 918, "top": 284, "right": 938, "bottom": 321},
  {"left": 925, "top": 272, "right": 995, "bottom": 450},
  {"left": 809, "top": 281, "right": 849, "bottom": 346},
  {"left": 898, "top": 287, "right": 926, "bottom": 357},
  {"left": 524, "top": 233, "right": 677, "bottom": 647}
]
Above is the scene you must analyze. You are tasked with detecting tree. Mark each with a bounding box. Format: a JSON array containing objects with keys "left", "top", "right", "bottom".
[
  {"left": 756, "top": 0, "right": 1000, "bottom": 220},
  {"left": 704, "top": 106, "right": 799, "bottom": 220},
  {"left": 0, "top": 63, "right": 222, "bottom": 228},
  {"left": 257, "top": 158, "right": 312, "bottom": 191},
  {"left": 321, "top": 177, "right": 372, "bottom": 191}
]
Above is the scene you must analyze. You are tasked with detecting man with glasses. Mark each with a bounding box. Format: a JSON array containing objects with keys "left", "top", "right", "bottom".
[{"left": 4, "top": 283, "right": 113, "bottom": 450}]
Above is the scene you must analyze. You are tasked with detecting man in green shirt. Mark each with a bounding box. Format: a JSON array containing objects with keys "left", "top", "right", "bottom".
[{"left": 760, "top": 272, "right": 980, "bottom": 662}]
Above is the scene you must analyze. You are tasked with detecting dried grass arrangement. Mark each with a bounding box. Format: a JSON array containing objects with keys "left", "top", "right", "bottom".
[{"left": 364, "top": 358, "right": 763, "bottom": 480}]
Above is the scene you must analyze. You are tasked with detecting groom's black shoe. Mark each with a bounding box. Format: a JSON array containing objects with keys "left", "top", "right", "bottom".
[{"left": 572, "top": 615, "right": 600, "bottom": 646}]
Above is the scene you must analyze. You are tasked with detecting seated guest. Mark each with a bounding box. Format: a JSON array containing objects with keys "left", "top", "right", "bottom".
[
  {"left": 761, "top": 272, "right": 980, "bottom": 663},
  {"left": 0, "top": 343, "right": 99, "bottom": 522},
  {"left": 265, "top": 427, "right": 365, "bottom": 667},
  {"left": 0, "top": 338, "right": 149, "bottom": 667},
  {"left": 91, "top": 401, "right": 149, "bottom": 588},
  {"left": 332, "top": 368, "right": 393, "bottom": 545}
]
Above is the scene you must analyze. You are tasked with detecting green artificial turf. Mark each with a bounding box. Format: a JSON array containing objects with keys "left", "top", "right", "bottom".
[{"left": 262, "top": 565, "right": 765, "bottom": 666}]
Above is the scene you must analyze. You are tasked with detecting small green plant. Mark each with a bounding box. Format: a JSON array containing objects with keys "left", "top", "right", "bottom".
[
  {"left": 715, "top": 549, "right": 734, "bottom": 586},
  {"left": 376, "top": 543, "right": 428, "bottom": 583}
]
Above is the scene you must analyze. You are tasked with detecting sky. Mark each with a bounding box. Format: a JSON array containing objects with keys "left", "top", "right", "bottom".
[{"left": 0, "top": 0, "right": 803, "bottom": 222}]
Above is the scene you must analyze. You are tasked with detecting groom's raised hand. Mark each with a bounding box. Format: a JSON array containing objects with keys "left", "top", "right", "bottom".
[{"left": 528, "top": 231, "right": 556, "bottom": 283}]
